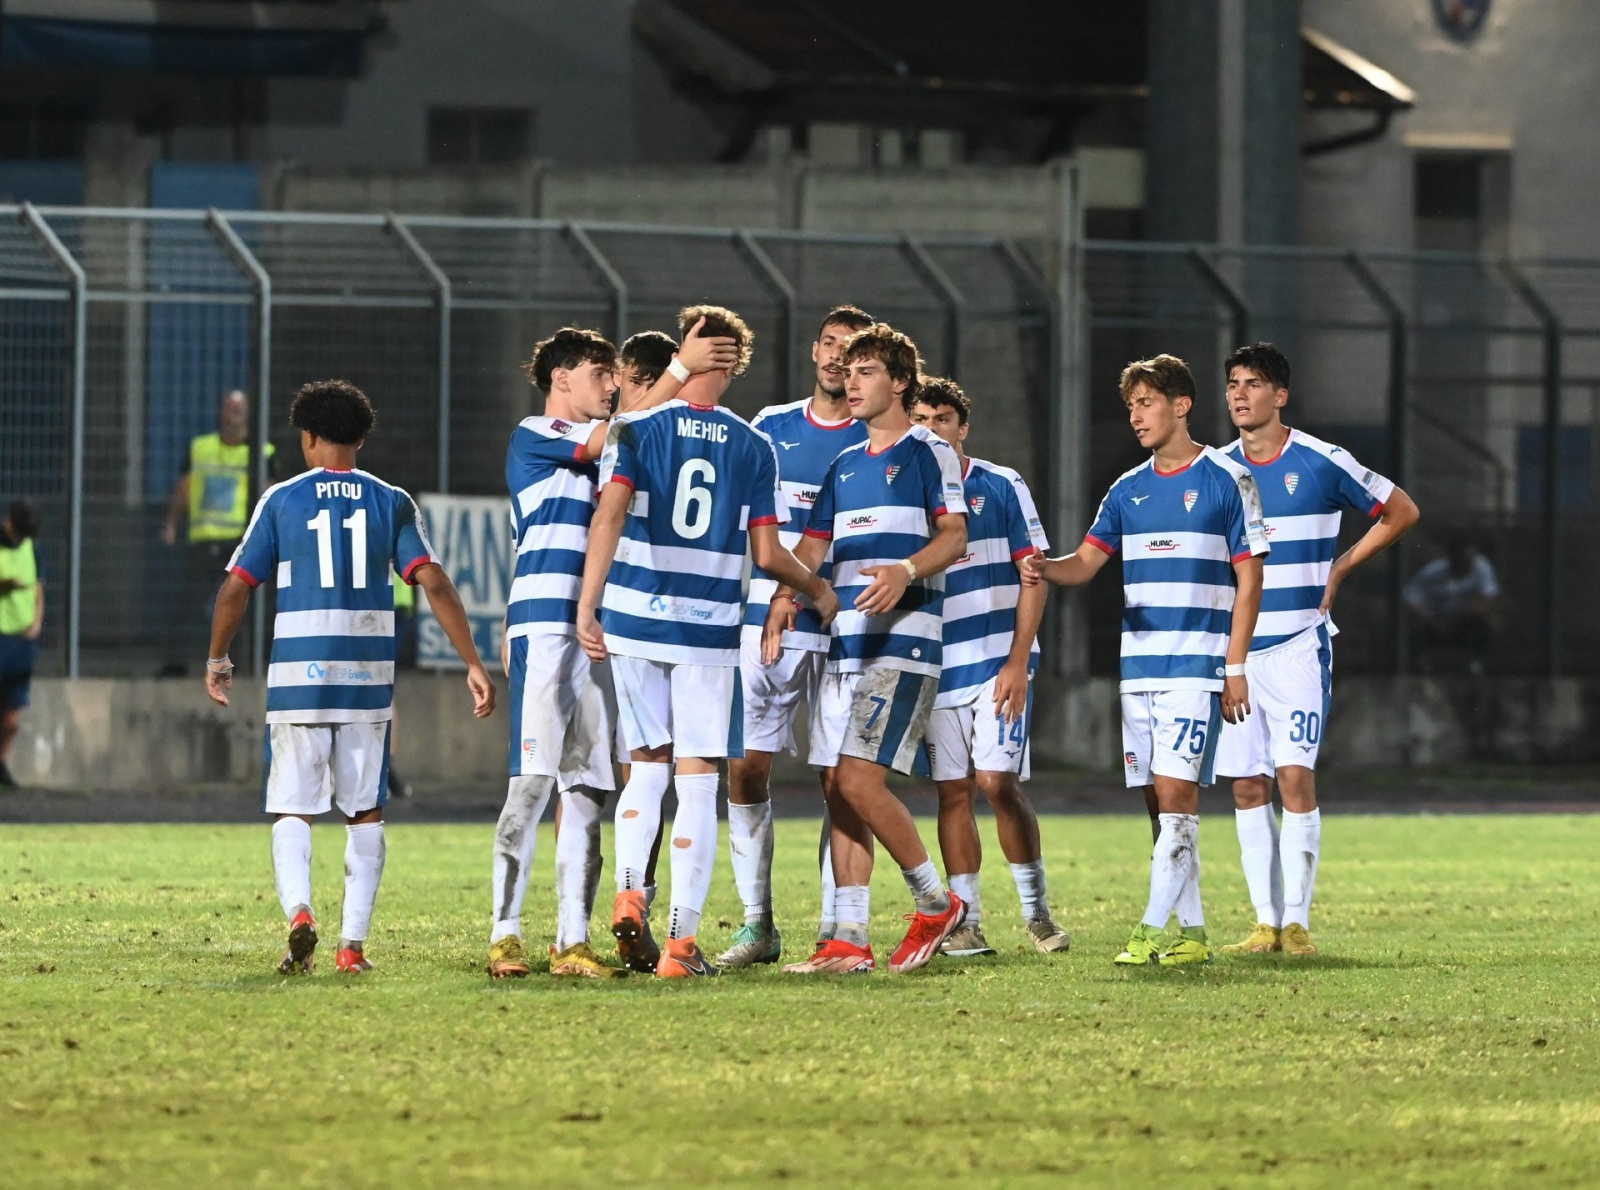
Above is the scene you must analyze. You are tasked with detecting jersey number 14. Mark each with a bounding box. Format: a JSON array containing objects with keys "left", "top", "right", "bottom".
[{"left": 307, "top": 508, "right": 368, "bottom": 588}]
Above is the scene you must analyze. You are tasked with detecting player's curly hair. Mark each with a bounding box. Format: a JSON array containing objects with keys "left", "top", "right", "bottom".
[
  {"left": 841, "top": 323, "right": 925, "bottom": 408},
  {"left": 915, "top": 375, "right": 970, "bottom": 425},
  {"left": 523, "top": 327, "right": 617, "bottom": 394},
  {"left": 619, "top": 330, "right": 678, "bottom": 386},
  {"left": 1119, "top": 354, "right": 1196, "bottom": 410},
  {"left": 678, "top": 304, "right": 753, "bottom": 376},
  {"left": 816, "top": 304, "right": 873, "bottom": 340},
  {"left": 289, "top": 379, "right": 376, "bottom": 446},
  {"left": 1225, "top": 341, "right": 1291, "bottom": 390}
]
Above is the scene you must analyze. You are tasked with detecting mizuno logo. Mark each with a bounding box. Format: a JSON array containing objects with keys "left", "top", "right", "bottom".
[
  {"left": 777, "top": 440, "right": 799, "bottom": 449},
  {"left": 839, "top": 471, "right": 855, "bottom": 481},
  {"left": 1131, "top": 495, "right": 1151, "bottom": 505}
]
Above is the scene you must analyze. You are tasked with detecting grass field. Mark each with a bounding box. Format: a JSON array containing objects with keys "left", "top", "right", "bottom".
[{"left": 2, "top": 813, "right": 1597, "bottom": 1188}]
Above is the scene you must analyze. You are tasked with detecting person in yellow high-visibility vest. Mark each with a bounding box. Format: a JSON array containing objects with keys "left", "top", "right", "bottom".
[
  {"left": 0, "top": 500, "right": 44, "bottom": 787},
  {"left": 161, "top": 390, "right": 278, "bottom": 675}
]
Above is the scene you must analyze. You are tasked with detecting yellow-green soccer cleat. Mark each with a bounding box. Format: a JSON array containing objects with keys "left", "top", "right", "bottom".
[
  {"left": 1157, "top": 926, "right": 1212, "bottom": 967},
  {"left": 1113, "top": 922, "right": 1164, "bottom": 966},
  {"left": 549, "top": 941, "right": 628, "bottom": 978},
  {"left": 1280, "top": 923, "right": 1318, "bottom": 956},
  {"left": 486, "top": 934, "right": 532, "bottom": 979},
  {"left": 1220, "top": 923, "right": 1282, "bottom": 954}
]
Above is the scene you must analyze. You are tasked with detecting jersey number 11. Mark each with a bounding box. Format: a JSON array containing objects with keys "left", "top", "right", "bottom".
[{"left": 307, "top": 508, "right": 368, "bottom": 589}]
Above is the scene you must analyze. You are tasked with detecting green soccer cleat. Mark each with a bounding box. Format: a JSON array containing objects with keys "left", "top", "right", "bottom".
[
  {"left": 1158, "top": 926, "right": 1213, "bottom": 967},
  {"left": 716, "top": 921, "right": 783, "bottom": 968},
  {"left": 1113, "top": 922, "right": 1165, "bottom": 966}
]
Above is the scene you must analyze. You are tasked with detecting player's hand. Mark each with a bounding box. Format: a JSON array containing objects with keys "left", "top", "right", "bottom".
[
  {"left": 993, "top": 659, "right": 1030, "bottom": 725},
  {"left": 161, "top": 522, "right": 178, "bottom": 547},
  {"left": 1020, "top": 553, "right": 1047, "bottom": 586},
  {"left": 854, "top": 563, "right": 910, "bottom": 616},
  {"left": 676, "top": 316, "right": 740, "bottom": 374},
  {"left": 466, "top": 663, "right": 496, "bottom": 718},
  {"left": 1222, "top": 674, "right": 1251, "bottom": 724},
  {"left": 204, "top": 660, "right": 233, "bottom": 708},
  {"left": 810, "top": 583, "right": 840, "bottom": 632},
  {"left": 761, "top": 596, "right": 796, "bottom": 665},
  {"left": 576, "top": 603, "right": 608, "bottom": 663},
  {"left": 1319, "top": 557, "right": 1351, "bottom": 615}
]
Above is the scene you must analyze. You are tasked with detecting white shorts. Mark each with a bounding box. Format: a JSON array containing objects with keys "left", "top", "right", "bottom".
[
  {"left": 740, "top": 635, "right": 826, "bottom": 755},
  {"left": 612, "top": 654, "right": 741, "bottom": 759},
  {"left": 507, "top": 633, "right": 617, "bottom": 790},
  {"left": 924, "top": 676, "right": 1034, "bottom": 781},
  {"left": 809, "top": 666, "right": 938, "bottom": 776},
  {"left": 263, "top": 721, "right": 391, "bottom": 817},
  {"left": 1121, "top": 689, "right": 1222, "bottom": 789},
  {"left": 1215, "top": 624, "right": 1333, "bottom": 779}
]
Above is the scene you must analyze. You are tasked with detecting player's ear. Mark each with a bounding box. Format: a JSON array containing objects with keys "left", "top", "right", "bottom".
[{"left": 1276, "top": 387, "right": 1289, "bottom": 408}]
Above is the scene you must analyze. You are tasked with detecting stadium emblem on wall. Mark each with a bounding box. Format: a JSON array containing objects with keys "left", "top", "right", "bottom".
[
  {"left": 1432, "top": 0, "right": 1490, "bottom": 41},
  {"left": 1285, "top": 473, "right": 1301, "bottom": 494}
]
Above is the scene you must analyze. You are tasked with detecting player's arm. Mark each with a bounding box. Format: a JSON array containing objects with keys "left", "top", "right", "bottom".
[
  {"left": 750, "top": 524, "right": 839, "bottom": 626},
  {"left": 995, "top": 560, "right": 1047, "bottom": 724},
  {"left": 1023, "top": 540, "right": 1113, "bottom": 587},
  {"left": 577, "top": 319, "right": 740, "bottom": 460},
  {"left": 204, "top": 573, "right": 252, "bottom": 707},
  {"left": 1321, "top": 485, "right": 1420, "bottom": 614},
  {"left": 1223, "top": 554, "right": 1264, "bottom": 724},
  {"left": 855, "top": 511, "right": 967, "bottom": 617},
  {"left": 575, "top": 481, "right": 630, "bottom": 661},
  {"left": 412, "top": 562, "right": 496, "bottom": 718}
]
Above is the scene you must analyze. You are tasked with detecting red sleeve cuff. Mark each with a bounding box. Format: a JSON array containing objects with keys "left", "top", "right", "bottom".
[
  {"left": 608, "top": 475, "right": 635, "bottom": 492},
  {"left": 1368, "top": 501, "right": 1385, "bottom": 519},
  {"left": 1084, "top": 534, "right": 1115, "bottom": 556},
  {"left": 401, "top": 555, "right": 434, "bottom": 584},
  {"left": 1012, "top": 545, "right": 1042, "bottom": 561},
  {"left": 1231, "top": 549, "right": 1255, "bottom": 564},
  {"left": 230, "top": 565, "right": 260, "bottom": 589},
  {"left": 749, "top": 514, "right": 780, "bottom": 527},
  {"left": 803, "top": 527, "right": 833, "bottom": 541},
  {"left": 573, "top": 443, "right": 588, "bottom": 461}
]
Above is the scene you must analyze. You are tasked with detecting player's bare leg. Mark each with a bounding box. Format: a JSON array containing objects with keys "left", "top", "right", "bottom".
[
  {"left": 336, "top": 805, "right": 385, "bottom": 973},
  {"left": 815, "top": 766, "right": 843, "bottom": 940},
  {"left": 935, "top": 777, "right": 995, "bottom": 956},
  {"left": 721, "top": 749, "right": 782, "bottom": 966},
  {"left": 975, "top": 771, "right": 1070, "bottom": 953},
  {"left": 1224, "top": 774, "right": 1283, "bottom": 954},
  {"left": 784, "top": 770, "right": 880, "bottom": 974}
]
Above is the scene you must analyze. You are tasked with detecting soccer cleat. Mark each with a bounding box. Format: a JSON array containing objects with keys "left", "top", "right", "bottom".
[
  {"left": 486, "top": 935, "right": 532, "bottom": 979},
  {"left": 940, "top": 923, "right": 997, "bottom": 957},
  {"left": 655, "top": 936, "right": 718, "bottom": 979},
  {"left": 1280, "top": 923, "right": 1318, "bottom": 956},
  {"left": 335, "top": 945, "right": 373, "bottom": 974},
  {"left": 782, "top": 938, "right": 876, "bottom": 974},
  {"left": 1220, "top": 923, "right": 1282, "bottom": 954},
  {"left": 611, "top": 890, "right": 661, "bottom": 974},
  {"left": 1157, "top": 926, "right": 1212, "bottom": 967},
  {"left": 1113, "top": 922, "right": 1164, "bottom": 966},
  {"left": 278, "top": 908, "right": 318, "bottom": 975},
  {"left": 549, "top": 941, "right": 628, "bottom": 978},
  {"left": 716, "top": 921, "right": 783, "bottom": 968},
  {"left": 888, "top": 892, "right": 967, "bottom": 973},
  {"left": 1026, "top": 915, "right": 1073, "bottom": 954}
]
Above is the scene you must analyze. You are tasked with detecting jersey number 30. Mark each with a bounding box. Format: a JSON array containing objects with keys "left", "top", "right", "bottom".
[
  {"left": 671, "top": 460, "right": 716, "bottom": 540},
  {"left": 307, "top": 508, "right": 368, "bottom": 588}
]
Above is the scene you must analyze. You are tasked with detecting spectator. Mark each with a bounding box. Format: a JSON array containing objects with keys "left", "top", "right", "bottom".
[
  {"left": 0, "top": 499, "right": 43, "bottom": 787},
  {"left": 160, "top": 390, "right": 277, "bottom": 675},
  {"left": 1405, "top": 537, "right": 1500, "bottom": 674}
]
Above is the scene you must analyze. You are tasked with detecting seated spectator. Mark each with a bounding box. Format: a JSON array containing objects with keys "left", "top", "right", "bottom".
[{"left": 1404, "top": 538, "right": 1500, "bottom": 674}]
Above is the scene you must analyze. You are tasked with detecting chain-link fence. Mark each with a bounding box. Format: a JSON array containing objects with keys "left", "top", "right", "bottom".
[{"left": 0, "top": 205, "right": 1052, "bottom": 678}]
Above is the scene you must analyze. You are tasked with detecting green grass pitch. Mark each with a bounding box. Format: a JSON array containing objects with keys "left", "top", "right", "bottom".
[{"left": 2, "top": 814, "right": 1597, "bottom": 1187}]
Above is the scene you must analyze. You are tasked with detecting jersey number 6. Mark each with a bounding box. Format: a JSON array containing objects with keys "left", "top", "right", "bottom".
[{"left": 671, "top": 459, "right": 717, "bottom": 540}]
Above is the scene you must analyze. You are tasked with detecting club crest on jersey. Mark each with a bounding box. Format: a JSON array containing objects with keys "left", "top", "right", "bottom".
[
  {"left": 522, "top": 738, "right": 538, "bottom": 761},
  {"left": 1284, "top": 473, "right": 1301, "bottom": 495},
  {"left": 1124, "top": 751, "right": 1139, "bottom": 769},
  {"left": 885, "top": 465, "right": 901, "bottom": 484},
  {"left": 968, "top": 495, "right": 986, "bottom": 515},
  {"left": 1183, "top": 489, "right": 1199, "bottom": 512}
]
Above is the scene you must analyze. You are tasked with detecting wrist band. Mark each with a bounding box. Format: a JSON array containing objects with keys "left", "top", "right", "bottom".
[
  {"left": 899, "top": 558, "right": 918, "bottom": 581},
  {"left": 1224, "top": 663, "right": 1247, "bottom": 678},
  {"left": 666, "top": 357, "right": 691, "bottom": 384},
  {"left": 206, "top": 656, "right": 233, "bottom": 675}
]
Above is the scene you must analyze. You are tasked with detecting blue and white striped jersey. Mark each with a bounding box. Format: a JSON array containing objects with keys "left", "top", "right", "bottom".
[
  {"left": 504, "top": 415, "right": 601, "bottom": 639},
  {"left": 1086, "top": 446, "right": 1270, "bottom": 693},
  {"left": 229, "top": 467, "right": 437, "bottom": 724},
  {"left": 599, "top": 400, "right": 784, "bottom": 666},
  {"left": 806, "top": 424, "right": 966, "bottom": 679},
  {"left": 936, "top": 457, "right": 1050, "bottom": 709},
  {"left": 1223, "top": 428, "right": 1393, "bottom": 654},
  {"left": 743, "top": 398, "right": 868, "bottom": 653}
]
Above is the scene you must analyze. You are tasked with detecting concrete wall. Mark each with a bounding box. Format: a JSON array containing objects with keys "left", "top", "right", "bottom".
[{"left": 13, "top": 674, "right": 1599, "bottom": 792}]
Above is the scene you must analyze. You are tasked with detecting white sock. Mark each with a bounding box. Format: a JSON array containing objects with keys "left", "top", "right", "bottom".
[
  {"left": 555, "top": 786, "right": 605, "bottom": 951},
  {"left": 727, "top": 800, "right": 774, "bottom": 925},
  {"left": 835, "top": 884, "right": 870, "bottom": 948},
  {"left": 271, "top": 817, "right": 313, "bottom": 920},
  {"left": 818, "top": 816, "right": 837, "bottom": 938},
  {"left": 1142, "top": 814, "right": 1198, "bottom": 930},
  {"left": 948, "top": 872, "right": 982, "bottom": 927},
  {"left": 1009, "top": 860, "right": 1049, "bottom": 921},
  {"left": 1280, "top": 808, "right": 1322, "bottom": 929},
  {"left": 1174, "top": 840, "right": 1204, "bottom": 929},
  {"left": 340, "top": 822, "right": 386, "bottom": 945},
  {"left": 491, "top": 775, "right": 554, "bottom": 943},
  {"left": 901, "top": 858, "right": 950, "bottom": 914},
  {"left": 1235, "top": 804, "right": 1283, "bottom": 927},
  {"left": 666, "top": 772, "right": 719, "bottom": 940},
  {"left": 615, "top": 762, "right": 671, "bottom": 892}
]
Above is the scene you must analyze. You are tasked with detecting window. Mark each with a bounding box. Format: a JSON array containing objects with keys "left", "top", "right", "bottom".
[
  {"left": 0, "top": 105, "right": 87, "bottom": 161},
  {"left": 426, "top": 107, "right": 532, "bottom": 166}
]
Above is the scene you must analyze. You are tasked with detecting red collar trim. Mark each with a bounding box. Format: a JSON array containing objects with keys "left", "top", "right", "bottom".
[
  {"left": 686, "top": 402, "right": 716, "bottom": 412},
  {"left": 322, "top": 467, "right": 354, "bottom": 473},
  {"left": 866, "top": 429, "right": 912, "bottom": 457},
  {"left": 1152, "top": 453, "right": 1201, "bottom": 477},
  {"left": 805, "top": 401, "right": 854, "bottom": 429},
  {"left": 1243, "top": 428, "right": 1293, "bottom": 466}
]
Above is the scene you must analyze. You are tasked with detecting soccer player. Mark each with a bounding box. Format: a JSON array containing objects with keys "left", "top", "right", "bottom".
[
  {"left": 1215, "top": 342, "right": 1419, "bottom": 956},
  {"left": 492, "top": 322, "right": 738, "bottom": 980},
  {"left": 1024, "top": 354, "right": 1268, "bottom": 967},
  {"left": 205, "top": 379, "right": 496, "bottom": 975},
  {"left": 721, "top": 304, "right": 873, "bottom": 968},
  {"left": 773, "top": 324, "right": 970, "bottom": 975},
  {"left": 908, "top": 378, "right": 1071, "bottom": 956},
  {"left": 576, "top": 304, "right": 839, "bottom": 979}
]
